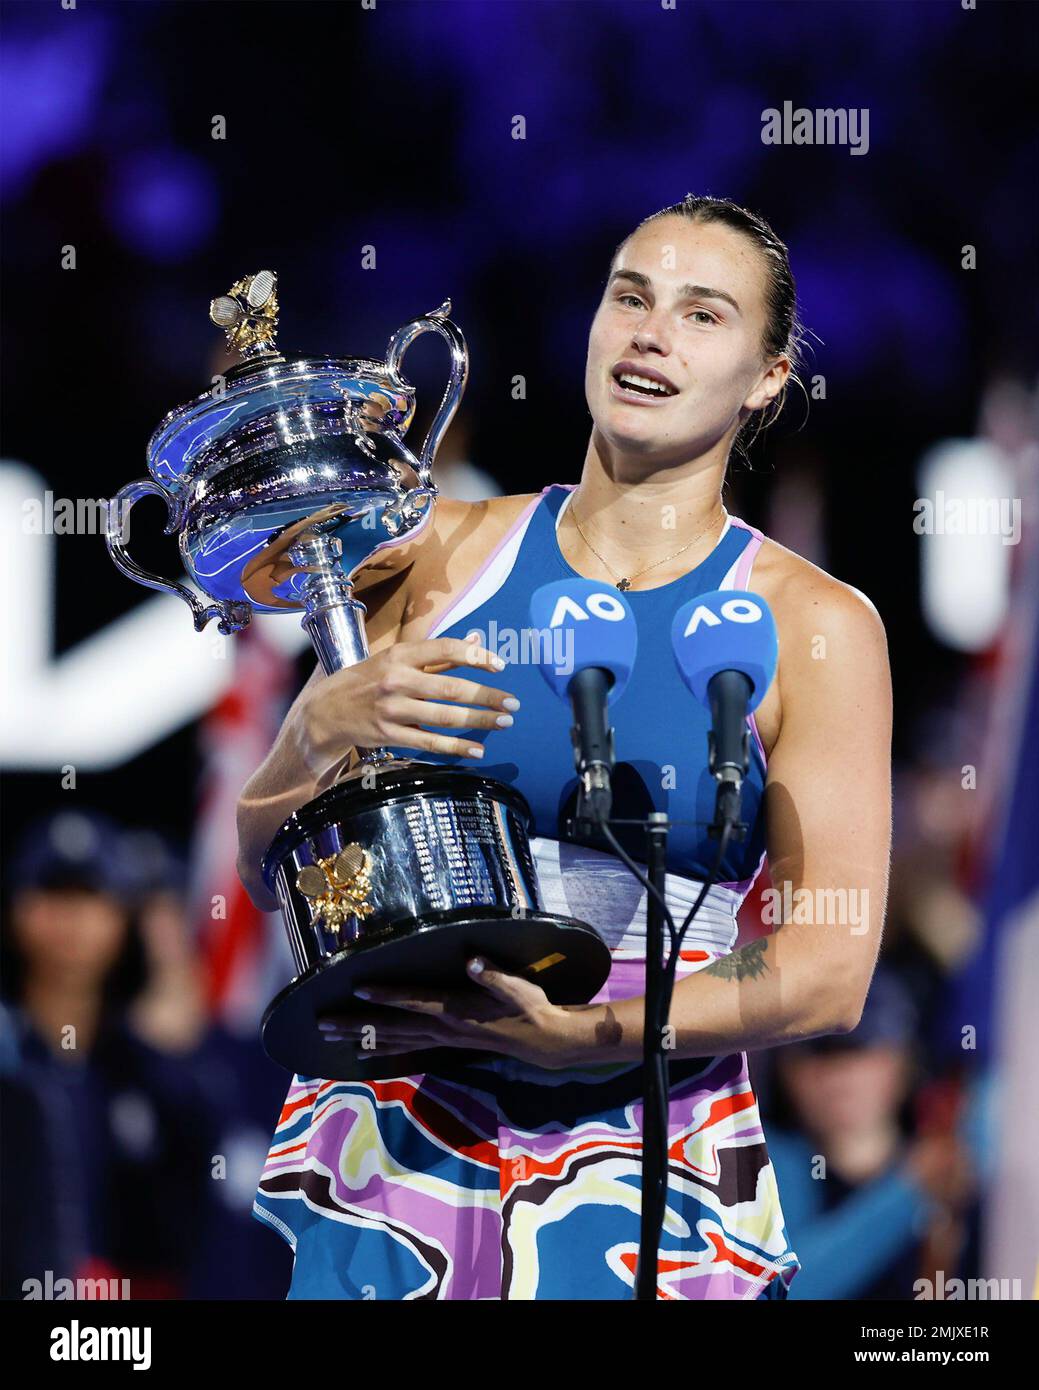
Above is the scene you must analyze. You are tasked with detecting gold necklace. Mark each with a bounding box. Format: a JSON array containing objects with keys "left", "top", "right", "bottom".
[{"left": 568, "top": 498, "right": 727, "bottom": 591}]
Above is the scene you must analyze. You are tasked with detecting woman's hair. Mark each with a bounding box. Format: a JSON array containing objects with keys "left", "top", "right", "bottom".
[{"left": 614, "top": 193, "right": 807, "bottom": 454}]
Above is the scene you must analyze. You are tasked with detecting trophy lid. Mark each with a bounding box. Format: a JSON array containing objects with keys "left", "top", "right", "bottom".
[{"left": 146, "top": 271, "right": 417, "bottom": 494}]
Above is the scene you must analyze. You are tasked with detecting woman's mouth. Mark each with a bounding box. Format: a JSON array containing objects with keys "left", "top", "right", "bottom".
[{"left": 609, "top": 370, "right": 678, "bottom": 405}]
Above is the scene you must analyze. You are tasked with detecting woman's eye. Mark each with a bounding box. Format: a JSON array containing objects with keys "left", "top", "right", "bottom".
[{"left": 614, "top": 296, "right": 715, "bottom": 324}]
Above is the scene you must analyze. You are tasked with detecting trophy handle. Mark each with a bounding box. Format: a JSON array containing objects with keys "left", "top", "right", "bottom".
[
  {"left": 105, "top": 478, "right": 252, "bottom": 635},
  {"left": 384, "top": 300, "right": 469, "bottom": 490}
]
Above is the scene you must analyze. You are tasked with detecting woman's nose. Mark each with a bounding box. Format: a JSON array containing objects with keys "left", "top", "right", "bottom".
[{"left": 632, "top": 320, "right": 670, "bottom": 354}]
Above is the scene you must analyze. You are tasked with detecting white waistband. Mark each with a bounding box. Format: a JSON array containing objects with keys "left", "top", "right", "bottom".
[{"left": 530, "top": 836, "right": 740, "bottom": 957}]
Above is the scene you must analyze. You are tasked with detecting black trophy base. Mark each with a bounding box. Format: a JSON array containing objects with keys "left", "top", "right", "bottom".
[{"left": 261, "top": 909, "right": 611, "bottom": 1081}]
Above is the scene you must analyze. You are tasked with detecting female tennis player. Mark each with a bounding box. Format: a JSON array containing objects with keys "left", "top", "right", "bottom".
[{"left": 237, "top": 194, "right": 892, "bottom": 1300}]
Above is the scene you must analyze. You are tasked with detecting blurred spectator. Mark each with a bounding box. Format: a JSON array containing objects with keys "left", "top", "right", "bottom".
[
  {"left": 119, "top": 827, "right": 208, "bottom": 1054},
  {"left": 765, "top": 966, "right": 982, "bottom": 1300},
  {"left": 881, "top": 756, "right": 984, "bottom": 1071},
  {"left": 0, "top": 809, "right": 291, "bottom": 1300},
  {"left": 1, "top": 808, "right": 209, "bottom": 1297},
  {"left": 118, "top": 823, "right": 295, "bottom": 1300}
]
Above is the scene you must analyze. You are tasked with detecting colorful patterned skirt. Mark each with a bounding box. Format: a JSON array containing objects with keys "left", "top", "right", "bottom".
[
  {"left": 253, "top": 844, "right": 801, "bottom": 1299},
  {"left": 255, "top": 1045, "right": 799, "bottom": 1299}
]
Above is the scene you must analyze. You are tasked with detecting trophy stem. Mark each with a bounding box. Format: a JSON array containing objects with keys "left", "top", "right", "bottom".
[{"left": 289, "top": 534, "right": 394, "bottom": 768}]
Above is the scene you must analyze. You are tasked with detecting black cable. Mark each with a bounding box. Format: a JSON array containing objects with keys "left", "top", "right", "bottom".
[
  {"left": 598, "top": 821, "right": 678, "bottom": 951},
  {"left": 663, "top": 821, "right": 734, "bottom": 1029},
  {"left": 599, "top": 817, "right": 734, "bottom": 1040},
  {"left": 598, "top": 812, "right": 735, "bottom": 1298}
]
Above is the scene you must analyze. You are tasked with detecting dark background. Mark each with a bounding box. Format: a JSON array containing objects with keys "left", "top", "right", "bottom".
[
  {"left": 2, "top": 0, "right": 1037, "bottom": 1302},
  {"left": 2, "top": 0, "right": 1036, "bottom": 844}
]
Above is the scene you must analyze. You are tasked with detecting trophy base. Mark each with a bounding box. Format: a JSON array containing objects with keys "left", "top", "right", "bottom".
[{"left": 261, "top": 909, "right": 611, "bottom": 1081}]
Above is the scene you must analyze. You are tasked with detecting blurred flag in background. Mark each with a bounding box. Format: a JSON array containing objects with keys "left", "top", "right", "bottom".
[{"left": 190, "top": 624, "right": 296, "bottom": 1034}]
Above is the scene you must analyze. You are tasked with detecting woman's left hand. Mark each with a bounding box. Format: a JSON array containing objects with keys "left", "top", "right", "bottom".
[{"left": 317, "top": 957, "right": 589, "bottom": 1070}]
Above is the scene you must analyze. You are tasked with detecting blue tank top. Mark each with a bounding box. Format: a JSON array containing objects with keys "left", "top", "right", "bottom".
[{"left": 385, "top": 484, "right": 768, "bottom": 886}]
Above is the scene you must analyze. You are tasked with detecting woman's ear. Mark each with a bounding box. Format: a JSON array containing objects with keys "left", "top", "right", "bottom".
[{"left": 743, "top": 355, "right": 791, "bottom": 414}]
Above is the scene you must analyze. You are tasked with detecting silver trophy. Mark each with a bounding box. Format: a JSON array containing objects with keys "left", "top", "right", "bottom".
[{"left": 106, "top": 272, "right": 609, "bottom": 1080}]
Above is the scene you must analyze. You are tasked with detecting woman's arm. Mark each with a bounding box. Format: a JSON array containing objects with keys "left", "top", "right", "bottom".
[
  {"left": 235, "top": 660, "right": 341, "bottom": 912},
  {"left": 571, "top": 570, "right": 893, "bottom": 1063},
  {"left": 317, "top": 564, "right": 893, "bottom": 1072},
  {"left": 234, "top": 568, "right": 412, "bottom": 912},
  {"left": 235, "top": 499, "right": 524, "bottom": 913}
]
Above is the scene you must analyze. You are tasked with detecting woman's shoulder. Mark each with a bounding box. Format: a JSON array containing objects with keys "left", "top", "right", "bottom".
[
  {"left": 747, "top": 531, "right": 887, "bottom": 649},
  {"left": 351, "top": 490, "right": 541, "bottom": 590},
  {"left": 355, "top": 491, "right": 548, "bottom": 642},
  {"left": 433, "top": 490, "right": 543, "bottom": 539},
  {"left": 744, "top": 531, "right": 891, "bottom": 745},
  {"left": 409, "top": 491, "right": 543, "bottom": 578}
]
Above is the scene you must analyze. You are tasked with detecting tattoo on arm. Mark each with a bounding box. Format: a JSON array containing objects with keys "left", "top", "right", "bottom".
[{"left": 703, "top": 938, "right": 770, "bottom": 982}]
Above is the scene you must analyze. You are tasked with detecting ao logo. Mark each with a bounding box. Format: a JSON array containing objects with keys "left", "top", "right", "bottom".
[
  {"left": 547, "top": 592, "right": 627, "bottom": 626},
  {"left": 681, "top": 597, "right": 763, "bottom": 637}
]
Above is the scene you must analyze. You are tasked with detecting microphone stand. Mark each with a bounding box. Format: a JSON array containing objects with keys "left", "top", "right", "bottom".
[
  {"left": 635, "top": 810, "right": 671, "bottom": 1301},
  {"left": 566, "top": 804, "right": 694, "bottom": 1302},
  {"left": 572, "top": 791, "right": 746, "bottom": 1301},
  {"left": 566, "top": 682, "right": 751, "bottom": 1299},
  {"left": 562, "top": 662, "right": 761, "bottom": 1296}
]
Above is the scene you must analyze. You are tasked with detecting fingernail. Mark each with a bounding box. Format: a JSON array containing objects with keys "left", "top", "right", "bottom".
[
  {"left": 495, "top": 714, "right": 513, "bottom": 728},
  {"left": 468, "top": 745, "right": 484, "bottom": 757},
  {"left": 353, "top": 987, "right": 372, "bottom": 1000},
  {"left": 502, "top": 697, "right": 520, "bottom": 712},
  {"left": 491, "top": 655, "right": 506, "bottom": 670},
  {"left": 468, "top": 957, "right": 485, "bottom": 976},
  {"left": 317, "top": 1020, "right": 338, "bottom": 1032}
]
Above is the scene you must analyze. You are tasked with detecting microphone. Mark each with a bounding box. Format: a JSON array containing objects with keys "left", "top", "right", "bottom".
[
  {"left": 529, "top": 579, "right": 637, "bottom": 830},
  {"left": 670, "top": 589, "right": 778, "bottom": 835}
]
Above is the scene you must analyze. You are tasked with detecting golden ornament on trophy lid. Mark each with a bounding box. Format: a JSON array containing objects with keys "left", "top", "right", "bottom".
[{"left": 209, "top": 270, "right": 280, "bottom": 356}]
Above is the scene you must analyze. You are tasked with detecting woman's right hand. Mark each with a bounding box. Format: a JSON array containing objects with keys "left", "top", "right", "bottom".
[{"left": 294, "top": 635, "right": 520, "bottom": 782}]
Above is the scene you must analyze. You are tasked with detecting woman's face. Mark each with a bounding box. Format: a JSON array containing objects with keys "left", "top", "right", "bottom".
[
  {"left": 779, "top": 1046, "right": 910, "bottom": 1140},
  {"left": 584, "top": 215, "right": 789, "bottom": 467},
  {"left": 12, "top": 887, "right": 129, "bottom": 987}
]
